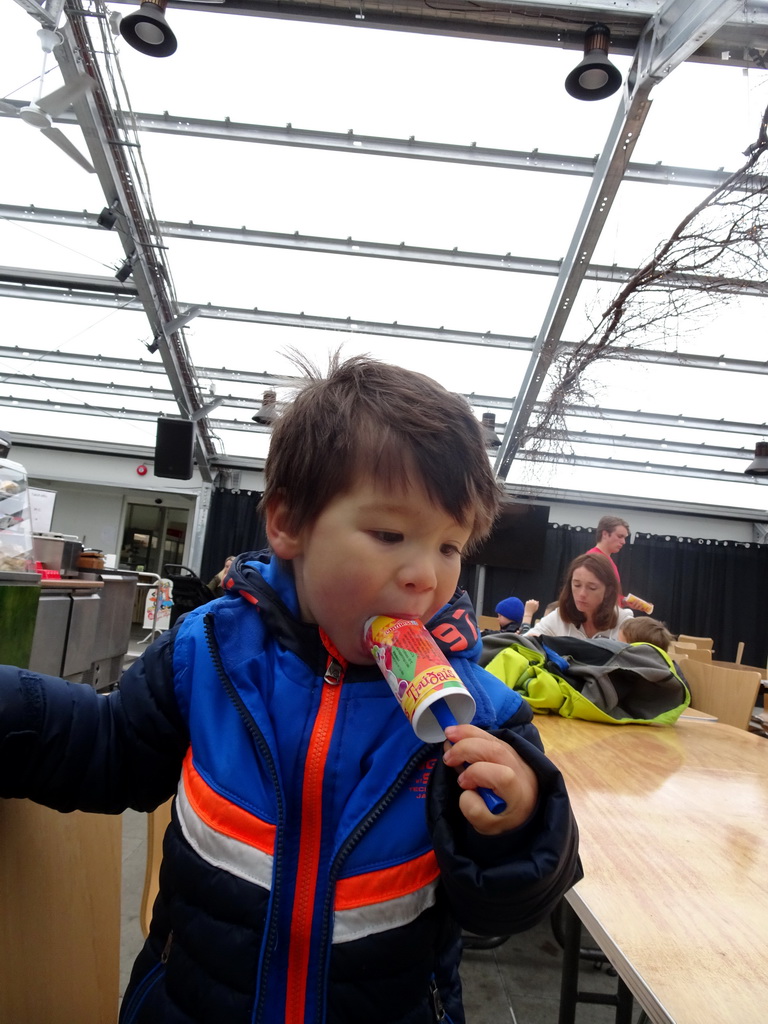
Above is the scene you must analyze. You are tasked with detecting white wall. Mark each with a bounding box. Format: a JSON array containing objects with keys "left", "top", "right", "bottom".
[
  {"left": 544, "top": 501, "right": 759, "bottom": 544},
  {"left": 14, "top": 445, "right": 203, "bottom": 567}
]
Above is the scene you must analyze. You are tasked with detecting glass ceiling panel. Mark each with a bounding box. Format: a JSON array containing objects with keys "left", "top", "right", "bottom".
[
  {"left": 590, "top": 180, "right": 724, "bottom": 269},
  {"left": 1, "top": 2, "right": 767, "bottom": 515},
  {"left": 132, "top": 134, "right": 592, "bottom": 259},
  {"left": 629, "top": 60, "right": 764, "bottom": 168},
  {"left": 159, "top": 238, "right": 558, "bottom": 334},
  {"left": 560, "top": 352, "right": 767, "bottom": 420},
  {"left": 0, "top": 220, "right": 128, "bottom": 278}
]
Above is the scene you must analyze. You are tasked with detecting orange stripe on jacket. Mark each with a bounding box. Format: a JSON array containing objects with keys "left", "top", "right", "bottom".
[
  {"left": 335, "top": 849, "right": 440, "bottom": 910},
  {"left": 286, "top": 655, "right": 344, "bottom": 1024},
  {"left": 182, "top": 751, "right": 276, "bottom": 854}
]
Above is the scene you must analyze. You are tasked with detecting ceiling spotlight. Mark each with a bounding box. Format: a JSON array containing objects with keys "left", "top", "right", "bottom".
[
  {"left": 481, "top": 412, "right": 501, "bottom": 449},
  {"left": 744, "top": 441, "right": 768, "bottom": 476},
  {"left": 119, "top": 0, "right": 178, "bottom": 58},
  {"left": 252, "top": 390, "right": 278, "bottom": 425},
  {"left": 565, "top": 23, "right": 622, "bottom": 101}
]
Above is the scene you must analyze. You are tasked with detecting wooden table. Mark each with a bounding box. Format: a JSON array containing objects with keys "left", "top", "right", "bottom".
[
  {"left": 535, "top": 713, "right": 768, "bottom": 1024},
  {"left": 0, "top": 801, "right": 122, "bottom": 1023}
]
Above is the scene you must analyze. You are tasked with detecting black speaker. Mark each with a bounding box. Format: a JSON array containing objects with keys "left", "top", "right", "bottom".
[{"left": 154, "top": 418, "right": 195, "bottom": 480}]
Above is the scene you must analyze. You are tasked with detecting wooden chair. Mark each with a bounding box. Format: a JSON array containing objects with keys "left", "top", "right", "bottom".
[
  {"left": 678, "top": 658, "right": 761, "bottom": 731},
  {"left": 476, "top": 614, "right": 499, "bottom": 632},
  {"left": 669, "top": 640, "right": 694, "bottom": 655},
  {"left": 141, "top": 798, "right": 173, "bottom": 938},
  {"left": 679, "top": 646, "right": 711, "bottom": 662},
  {"left": 677, "top": 634, "right": 714, "bottom": 651},
  {"left": 669, "top": 641, "right": 711, "bottom": 662}
]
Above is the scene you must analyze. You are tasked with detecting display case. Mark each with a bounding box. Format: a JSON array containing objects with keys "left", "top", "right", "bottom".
[{"left": 0, "top": 457, "right": 34, "bottom": 574}]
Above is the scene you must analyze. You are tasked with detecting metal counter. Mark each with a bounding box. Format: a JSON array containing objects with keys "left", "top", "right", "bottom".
[{"left": 27, "top": 573, "right": 138, "bottom": 690}]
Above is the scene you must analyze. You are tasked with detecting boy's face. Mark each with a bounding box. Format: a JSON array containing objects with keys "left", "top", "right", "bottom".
[
  {"left": 267, "top": 474, "right": 471, "bottom": 664},
  {"left": 602, "top": 526, "right": 628, "bottom": 553}
]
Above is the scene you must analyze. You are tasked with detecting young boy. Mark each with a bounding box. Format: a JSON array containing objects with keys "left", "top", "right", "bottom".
[
  {"left": 618, "top": 615, "right": 675, "bottom": 651},
  {"left": 0, "top": 355, "right": 580, "bottom": 1024},
  {"left": 494, "top": 596, "right": 539, "bottom": 634}
]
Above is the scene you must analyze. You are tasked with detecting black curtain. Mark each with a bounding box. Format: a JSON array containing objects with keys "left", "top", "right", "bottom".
[
  {"left": 624, "top": 533, "right": 768, "bottom": 667},
  {"left": 460, "top": 524, "right": 768, "bottom": 668},
  {"left": 460, "top": 524, "right": 594, "bottom": 619},
  {"left": 200, "top": 489, "right": 267, "bottom": 584}
]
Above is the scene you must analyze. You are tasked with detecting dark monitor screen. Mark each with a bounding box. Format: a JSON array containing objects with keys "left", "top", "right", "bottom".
[{"left": 463, "top": 503, "right": 549, "bottom": 571}]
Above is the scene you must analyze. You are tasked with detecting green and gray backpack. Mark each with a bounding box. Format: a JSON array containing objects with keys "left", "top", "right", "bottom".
[{"left": 480, "top": 633, "right": 690, "bottom": 726}]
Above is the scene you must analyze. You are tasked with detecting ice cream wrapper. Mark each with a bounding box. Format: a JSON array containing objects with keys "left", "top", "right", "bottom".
[
  {"left": 365, "top": 615, "right": 476, "bottom": 742},
  {"left": 626, "top": 593, "right": 654, "bottom": 615}
]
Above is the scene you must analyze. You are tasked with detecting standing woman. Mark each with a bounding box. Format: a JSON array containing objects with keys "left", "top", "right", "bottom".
[{"left": 527, "top": 552, "right": 633, "bottom": 640}]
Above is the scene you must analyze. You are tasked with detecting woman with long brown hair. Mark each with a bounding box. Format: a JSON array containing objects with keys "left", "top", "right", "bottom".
[{"left": 527, "top": 552, "right": 633, "bottom": 640}]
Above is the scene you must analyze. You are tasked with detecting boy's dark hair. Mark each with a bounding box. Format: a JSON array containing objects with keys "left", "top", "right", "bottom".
[
  {"left": 261, "top": 353, "right": 503, "bottom": 548},
  {"left": 558, "top": 552, "right": 620, "bottom": 631},
  {"left": 620, "top": 616, "right": 675, "bottom": 651},
  {"left": 596, "top": 514, "right": 630, "bottom": 543}
]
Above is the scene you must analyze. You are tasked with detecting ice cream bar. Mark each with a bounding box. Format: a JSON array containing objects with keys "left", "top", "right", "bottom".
[
  {"left": 365, "top": 615, "right": 506, "bottom": 815},
  {"left": 626, "top": 593, "right": 654, "bottom": 615},
  {"left": 365, "top": 615, "right": 476, "bottom": 742}
]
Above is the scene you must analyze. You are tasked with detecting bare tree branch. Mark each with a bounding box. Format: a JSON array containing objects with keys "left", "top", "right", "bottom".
[{"left": 524, "top": 97, "right": 768, "bottom": 456}]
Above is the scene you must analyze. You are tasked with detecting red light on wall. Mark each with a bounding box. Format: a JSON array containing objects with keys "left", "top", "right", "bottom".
[{"left": 136, "top": 464, "right": 148, "bottom": 476}]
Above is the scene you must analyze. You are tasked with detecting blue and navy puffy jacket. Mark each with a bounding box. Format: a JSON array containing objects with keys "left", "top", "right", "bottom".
[{"left": 0, "top": 552, "right": 580, "bottom": 1024}]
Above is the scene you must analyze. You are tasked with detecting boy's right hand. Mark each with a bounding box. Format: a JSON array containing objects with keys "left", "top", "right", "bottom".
[{"left": 442, "top": 724, "right": 538, "bottom": 836}]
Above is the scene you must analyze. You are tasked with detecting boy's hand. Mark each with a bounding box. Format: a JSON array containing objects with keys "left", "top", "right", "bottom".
[
  {"left": 442, "top": 724, "right": 538, "bottom": 835},
  {"left": 523, "top": 599, "right": 539, "bottom": 624}
]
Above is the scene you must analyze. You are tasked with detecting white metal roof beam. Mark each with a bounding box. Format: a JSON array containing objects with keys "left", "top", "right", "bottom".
[
  {"left": 561, "top": 430, "right": 756, "bottom": 461},
  {"left": 7, "top": 373, "right": 758, "bottom": 460},
  {"left": 1, "top": 285, "right": 767, "bottom": 375},
  {"left": 523, "top": 453, "right": 765, "bottom": 486},
  {"left": 6, "top": 367, "right": 766, "bottom": 437},
  {"left": 4, "top": 393, "right": 761, "bottom": 485},
  {"left": 1, "top": 103, "right": 753, "bottom": 192},
  {"left": 493, "top": 0, "right": 744, "bottom": 480},
  {"left": 3, "top": 204, "right": 766, "bottom": 297},
  {"left": 11, "top": 429, "right": 765, "bottom": 520}
]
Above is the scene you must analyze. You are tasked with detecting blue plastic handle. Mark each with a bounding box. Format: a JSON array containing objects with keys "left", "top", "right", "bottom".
[{"left": 431, "top": 699, "right": 507, "bottom": 815}]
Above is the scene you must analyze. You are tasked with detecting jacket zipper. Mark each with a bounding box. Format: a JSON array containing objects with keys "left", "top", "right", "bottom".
[
  {"left": 429, "top": 977, "right": 447, "bottom": 1022},
  {"left": 285, "top": 652, "right": 344, "bottom": 1024},
  {"left": 313, "top": 740, "right": 433, "bottom": 1022},
  {"left": 203, "top": 613, "right": 285, "bottom": 1024},
  {"left": 120, "top": 962, "right": 164, "bottom": 1023}
]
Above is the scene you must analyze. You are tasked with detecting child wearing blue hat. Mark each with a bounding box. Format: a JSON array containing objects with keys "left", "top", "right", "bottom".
[{"left": 493, "top": 596, "right": 539, "bottom": 634}]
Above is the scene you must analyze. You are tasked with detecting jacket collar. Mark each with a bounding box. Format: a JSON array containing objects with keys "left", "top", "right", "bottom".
[{"left": 224, "top": 551, "right": 483, "bottom": 675}]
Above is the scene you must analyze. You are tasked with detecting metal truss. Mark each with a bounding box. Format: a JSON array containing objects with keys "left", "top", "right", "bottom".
[
  {"left": 4, "top": 372, "right": 766, "bottom": 462},
  {"left": 117, "top": 0, "right": 768, "bottom": 70},
  {"left": 4, "top": 102, "right": 763, "bottom": 193},
  {"left": 3, "top": 203, "right": 767, "bottom": 298},
  {"left": 3, "top": 390, "right": 763, "bottom": 487},
  {"left": 6, "top": 0, "right": 768, "bottom": 498}
]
